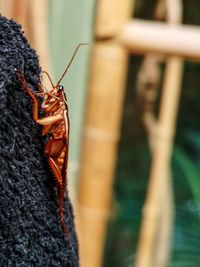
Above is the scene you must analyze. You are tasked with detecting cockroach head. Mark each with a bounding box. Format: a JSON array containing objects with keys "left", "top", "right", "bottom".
[{"left": 57, "top": 85, "right": 64, "bottom": 92}]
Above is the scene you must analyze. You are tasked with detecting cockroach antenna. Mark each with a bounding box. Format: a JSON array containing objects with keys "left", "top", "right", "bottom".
[
  {"left": 55, "top": 43, "right": 90, "bottom": 87},
  {"left": 42, "top": 71, "right": 55, "bottom": 88}
]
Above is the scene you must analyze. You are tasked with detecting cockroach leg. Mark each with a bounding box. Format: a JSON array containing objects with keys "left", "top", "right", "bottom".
[
  {"left": 48, "top": 156, "right": 67, "bottom": 237},
  {"left": 37, "top": 114, "right": 62, "bottom": 126}
]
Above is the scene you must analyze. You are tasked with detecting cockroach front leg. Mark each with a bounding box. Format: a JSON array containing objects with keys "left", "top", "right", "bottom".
[{"left": 16, "top": 69, "right": 63, "bottom": 126}]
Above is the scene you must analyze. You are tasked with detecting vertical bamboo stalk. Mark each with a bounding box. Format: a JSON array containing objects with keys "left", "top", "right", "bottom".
[
  {"left": 154, "top": 2, "right": 183, "bottom": 265},
  {"left": 135, "top": 0, "right": 183, "bottom": 264},
  {"left": 135, "top": 55, "right": 183, "bottom": 267},
  {"left": 78, "top": 41, "right": 128, "bottom": 267},
  {"left": 11, "top": 0, "right": 29, "bottom": 31},
  {"left": 28, "top": 0, "right": 52, "bottom": 78},
  {"left": 0, "top": 0, "right": 31, "bottom": 42},
  {"left": 0, "top": 0, "right": 13, "bottom": 19},
  {"left": 154, "top": 170, "right": 174, "bottom": 267},
  {"left": 78, "top": 1, "right": 134, "bottom": 267},
  {"left": 1, "top": 0, "right": 52, "bottom": 79},
  {"left": 95, "top": 0, "right": 133, "bottom": 37}
]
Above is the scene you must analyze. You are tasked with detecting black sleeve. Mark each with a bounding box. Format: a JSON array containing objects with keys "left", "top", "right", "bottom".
[{"left": 0, "top": 15, "right": 79, "bottom": 267}]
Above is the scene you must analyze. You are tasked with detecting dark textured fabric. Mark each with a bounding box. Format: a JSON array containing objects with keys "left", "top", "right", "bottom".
[{"left": 0, "top": 16, "right": 79, "bottom": 267}]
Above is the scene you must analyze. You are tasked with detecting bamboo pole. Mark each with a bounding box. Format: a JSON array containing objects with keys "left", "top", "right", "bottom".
[
  {"left": 154, "top": 2, "right": 183, "bottom": 266},
  {"left": 118, "top": 19, "right": 200, "bottom": 61},
  {"left": 11, "top": 0, "right": 29, "bottom": 32},
  {"left": 28, "top": 0, "right": 52, "bottom": 79},
  {"left": 154, "top": 171, "right": 173, "bottom": 267},
  {"left": 78, "top": 41, "right": 129, "bottom": 267},
  {"left": 95, "top": 0, "right": 133, "bottom": 37},
  {"left": 135, "top": 0, "right": 183, "bottom": 264},
  {"left": 0, "top": 0, "right": 52, "bottom": 80},
  {"left": 0, "top": 0, "right": 13, "bottom": 19},
  {"left": 0, "top": 0, "right": 31, "bottom": 42},
  {"left": 135, "top": 55, "right": 183, "bottom": 267},
  {"left": 135, "top": 4, "right": 182, "bottom": 265},
  {"left": 78, "top": 2, "right": 134, "bottom": 267}
]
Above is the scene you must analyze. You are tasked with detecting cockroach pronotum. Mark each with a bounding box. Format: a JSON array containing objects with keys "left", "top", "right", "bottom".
[{"left": 15, "top": 43, "right": 88, "bottom": 238}]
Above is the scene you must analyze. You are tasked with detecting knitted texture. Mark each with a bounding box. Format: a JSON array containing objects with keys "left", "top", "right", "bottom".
[{"left": 0, "top": 16, "right": 79, "bottom": 266}]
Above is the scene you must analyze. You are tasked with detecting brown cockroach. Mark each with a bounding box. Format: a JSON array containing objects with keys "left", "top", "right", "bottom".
[{"left": 16, "top": 43, "right": 88, "bottom": 237}]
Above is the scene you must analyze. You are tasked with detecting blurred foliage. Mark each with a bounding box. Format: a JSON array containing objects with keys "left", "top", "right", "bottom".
[{"left": 103, "top": 1, "right": 200, "bottom": 266}]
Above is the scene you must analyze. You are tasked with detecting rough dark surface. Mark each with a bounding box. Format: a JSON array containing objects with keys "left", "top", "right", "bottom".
[{"left": 0, "top": 16, "right": 79, "bottom": 266}]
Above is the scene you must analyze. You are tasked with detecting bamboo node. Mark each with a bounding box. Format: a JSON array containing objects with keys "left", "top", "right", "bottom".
[{"left": 84, "top": 126, "right": 120, "bottom": 143}]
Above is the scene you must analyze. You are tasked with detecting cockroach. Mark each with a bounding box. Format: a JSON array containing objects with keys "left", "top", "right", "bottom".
[{"left": 15, "top": 43, "right": 88, "bottom": 238}]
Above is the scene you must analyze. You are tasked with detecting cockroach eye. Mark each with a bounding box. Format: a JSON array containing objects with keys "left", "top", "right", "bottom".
[{"left": 58, "top": 85, "right": 64, "bottom": 91}]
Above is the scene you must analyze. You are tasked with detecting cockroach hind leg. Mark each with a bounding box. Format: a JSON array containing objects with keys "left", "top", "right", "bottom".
[
  {"left": 48, "top": 157, "right": 68, "bottom": 238},
  {"left": 58, "top": 183, "right": 68, "bottom": 238}
]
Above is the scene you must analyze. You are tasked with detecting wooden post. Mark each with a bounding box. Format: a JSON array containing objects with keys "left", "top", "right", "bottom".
[
  {"left": 12, "top": 0, "right": 29, "bottom": 32},
  {"left": 78, "top": 41, "right": 129, "bottom": 267},
  {"left": 135, "top": 1, "right": 183, "bottom": 266},
  {"left": 118, "top": 19, "right": 200, "bottom": 61},
  {"left": 135, "top": 56, "right": 183, "bottom": 267},
  {"left": 28, "top": 0, "right": 52, "bottom": 77},
  {"left": 78, "top": 1, "right": 134, "bottom": 267},
  {"left": 95, "top": 0, "right": 133, "bottom": 37},
  {"left": 0, "top": 0, "right": 13, "bottom": 19},
  {"left": 0, "top": 0, "right": 52, "bottom": 81}
]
